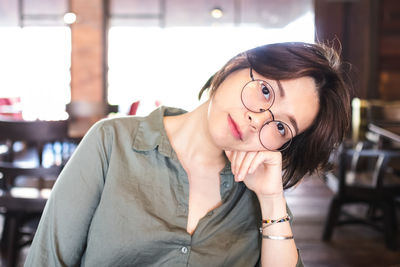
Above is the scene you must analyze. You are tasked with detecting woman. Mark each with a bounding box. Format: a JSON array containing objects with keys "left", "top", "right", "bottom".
[{"left": 25, "top": 42, "right": 351, "bottom": 267}]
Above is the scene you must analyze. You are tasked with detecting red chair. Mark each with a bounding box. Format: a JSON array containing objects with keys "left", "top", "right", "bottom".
[
  {"left": 128, "top": 101, "right": 140, "bottom": 115},
  {"left": 0, "top": 97, "right": 22, "bottom": 120}
]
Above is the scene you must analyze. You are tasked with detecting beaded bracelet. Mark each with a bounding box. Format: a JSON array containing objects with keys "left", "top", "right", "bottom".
[
  {"left": 259, "top": 214, "right": 290, "bottom": 233},
  {"left": 262, "top": 214, "right": 290, "bottom": 225}
]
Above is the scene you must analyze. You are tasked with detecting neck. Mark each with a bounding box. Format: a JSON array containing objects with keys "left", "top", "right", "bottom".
[{"left": 164, "top": 101, "right": 226, "bottom": 172}]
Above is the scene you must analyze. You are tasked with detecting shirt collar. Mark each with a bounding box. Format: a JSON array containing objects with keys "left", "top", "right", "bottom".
[{"left": 132, "top": 106, "right": 187, "bottom": 160}]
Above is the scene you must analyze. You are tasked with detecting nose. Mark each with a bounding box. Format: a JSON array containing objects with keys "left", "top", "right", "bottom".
[{"left": 247, "top": 110, "right": 274, "bottom": 131}]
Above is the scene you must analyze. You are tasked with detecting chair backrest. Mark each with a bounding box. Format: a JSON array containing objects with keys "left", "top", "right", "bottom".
[
  {"left": 0, "top": 119, "right": 69, "bottom": 165},
  {"left": 0, "top": 119, "right": 69, "bottom": 266},
  {"left": 0, "top": 119, "right": 69, "bottom": 192},
  {"left": 336, "top": 142, "right": 400, "bottom": 193},
  {"left": 0, "top": 119, "right": 69, "bottom": 143},
  {"left": 66, "top": 101, "right": 118, "bottom": 120},
  {"left": 351, "top": 98, "right": 400, "bottom": 143}
]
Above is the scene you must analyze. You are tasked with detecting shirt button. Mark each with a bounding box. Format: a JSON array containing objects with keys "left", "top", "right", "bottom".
[
  {"left": 181, "top": 246, "right": 188, "bottom": 254},
  {"left": 178, "top": 205, "right": 187, "bottom": 213},
  {"left": 222, "top": 181, "right": 229, "bottom": 188}
]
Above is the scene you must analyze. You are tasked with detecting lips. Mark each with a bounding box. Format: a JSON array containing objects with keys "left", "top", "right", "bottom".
[{"left": 227, "top": 114, "right": 242, "bottom": 140}]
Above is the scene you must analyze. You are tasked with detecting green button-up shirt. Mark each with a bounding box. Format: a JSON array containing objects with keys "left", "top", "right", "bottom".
[{"left": 25, "top": 106, "right": 303, "bottom": 267}]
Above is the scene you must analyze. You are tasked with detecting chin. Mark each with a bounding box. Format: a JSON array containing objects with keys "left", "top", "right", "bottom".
[{"left": 212, "top": 135, "right": 230, "bottom": 149}]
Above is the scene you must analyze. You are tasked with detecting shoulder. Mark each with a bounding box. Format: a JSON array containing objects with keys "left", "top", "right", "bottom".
[
  {"left": 89, "top": 115, "right": 144, "bottom": 141},
  {"left": 84, "top": 106, "right": 186, "bottom": 152},
  {"left": 98, "top": 115, "right": 143, "bottom": 133}
]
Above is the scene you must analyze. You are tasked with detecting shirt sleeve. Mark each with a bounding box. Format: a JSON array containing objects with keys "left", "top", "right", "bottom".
[
  {"left": 287, "top": 205, "right": 304, "bottom": 267},
  {"left": 24, "top": 120, "right": 111, "bottom": 267}
]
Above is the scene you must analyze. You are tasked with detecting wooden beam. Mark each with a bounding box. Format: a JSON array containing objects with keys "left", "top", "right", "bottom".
[{"left": 70, "top": 0, "right": 106, "bottom": 109}]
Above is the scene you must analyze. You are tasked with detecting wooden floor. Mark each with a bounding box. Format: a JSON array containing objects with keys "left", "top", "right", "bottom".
[
  {"left": 3, "top": 174, "right": 400, "bottom": 266},
  {"left": 286, "top": 175, "right": 400, "bottom": 267}
]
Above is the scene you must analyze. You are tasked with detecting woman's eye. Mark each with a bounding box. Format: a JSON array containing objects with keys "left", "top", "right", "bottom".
[
  {"left": 260, "top": 83, "right": 271, "bottom": 100},
  {"left": 276, "top": 122, "right": 286, "bottom": 136}
]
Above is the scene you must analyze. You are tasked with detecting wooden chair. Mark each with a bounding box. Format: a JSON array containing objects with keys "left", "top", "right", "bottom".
[
  {"left": 322, "top": 141, "right": 400, "bottom": 250},
  {"left": 0, "top": 119, "right": 69, "bottom": 267},
  {"left": 66, "top": 101, "right": 118, "bottom": 121},
  {"left": 128, "top": 101, "right": 140, "bottom": 115},
  {"left": 351, "top": 98, "right": 400, "bottom": 144},
  {"left": 66, "top": 101, "right": 118, "bottom": 143}
]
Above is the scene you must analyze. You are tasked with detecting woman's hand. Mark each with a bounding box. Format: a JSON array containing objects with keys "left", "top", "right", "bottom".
[{"left": 224, "top": 150, "right": 284, "bottom": 198}]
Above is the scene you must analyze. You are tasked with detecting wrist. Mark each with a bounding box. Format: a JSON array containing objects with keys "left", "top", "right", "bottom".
[{"left": 257, "top": 193, "right": 287, "bottom": 219}]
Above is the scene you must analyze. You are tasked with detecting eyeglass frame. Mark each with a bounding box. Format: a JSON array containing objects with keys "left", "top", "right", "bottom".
[{"left": 240, "top": 67, "right": 293, "bottom": 151}]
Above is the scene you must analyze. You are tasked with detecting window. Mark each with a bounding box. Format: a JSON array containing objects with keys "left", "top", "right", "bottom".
[
  {"left": 108, "top": 0, "right": 315, "bottom": 116},
  {"left": 0, "top": 0, "right": 70, "bottom": 120},
  {"left": 0, "top": 27, "right": 71, "bottom": 120}
]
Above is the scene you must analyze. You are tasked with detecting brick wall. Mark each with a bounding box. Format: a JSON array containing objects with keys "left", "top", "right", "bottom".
[{"left": 70, "top": 0, "right": 105, "bottom": 104}]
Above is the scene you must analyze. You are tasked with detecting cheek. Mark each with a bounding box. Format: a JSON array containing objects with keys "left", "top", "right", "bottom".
[
  {"left": 207, "top": 112, "right": 266, "bottom": 151},
  {"left": 211, "top": 80, "right": 244, "bottom": 110},
  {"left": 207, "top": 103, "right": 227, "bottom": 141},
  {"left": 207, "top": 93, "right": 272, "bottom": 151}
]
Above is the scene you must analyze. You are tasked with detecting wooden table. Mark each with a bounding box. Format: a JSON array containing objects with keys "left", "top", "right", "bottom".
[{"left": 0, "top": 115, "right": 94, "bottom": 142}]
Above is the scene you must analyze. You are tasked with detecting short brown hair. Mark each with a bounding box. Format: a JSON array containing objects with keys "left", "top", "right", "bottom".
[{"left": 199, "top": 42, "right": 352, "bottom": 189}]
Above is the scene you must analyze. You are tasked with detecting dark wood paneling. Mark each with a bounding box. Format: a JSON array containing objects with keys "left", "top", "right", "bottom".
[
  {"left": 380, "top": 71, "right": 400, "bottom": 100},
  {"left": 380, "top": 36, "right": 400, "bottom": 59},
  {"left": 314, "top": 1, "right": 346, "bottom": 44},
  {"left": 379, "top": 0, "right": 400, "bottom": 100},
  {"left": 381, "top": 0, "right": 400, "bottom": 33},
  {"left": 314, "top": 0, "right": 380, "bottom": 99}
]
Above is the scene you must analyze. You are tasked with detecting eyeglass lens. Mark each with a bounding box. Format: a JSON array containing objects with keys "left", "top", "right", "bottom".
[{"left": 241, "top": 79, "right": 293, "bottom": 151}]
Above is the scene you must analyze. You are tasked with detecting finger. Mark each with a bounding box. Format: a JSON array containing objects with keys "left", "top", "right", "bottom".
[
  {"left": 224, "top": 150, "right": 233, "bottom": 162},
  {"left": 237, "top": 152, "right": 258, "bottom": 181},
  {"left": 230, "top": 151, "right": 238, "bottom": 175},
  {"left": 233, "top": 151, "right": 247, "bottom": 176},
  {"left": 248, "top": 151, "right": 282, "bottom": 174}
]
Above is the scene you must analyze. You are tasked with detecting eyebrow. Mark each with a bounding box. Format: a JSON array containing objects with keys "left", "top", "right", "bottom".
[
  {"left": 276, "top": 80, "right": 285, "bottom": 98},
  {"left": 276, "top": 80, "right": 299, "bottom": 135}
]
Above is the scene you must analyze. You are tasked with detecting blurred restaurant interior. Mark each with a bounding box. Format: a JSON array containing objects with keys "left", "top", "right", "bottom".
[{"left": 0, "top": 0, "right": 400, "bottom": 266}]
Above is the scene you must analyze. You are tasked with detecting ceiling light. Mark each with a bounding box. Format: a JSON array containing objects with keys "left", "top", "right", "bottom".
[
  {"left": 210, "top": 7, "right": 223, "bottom": 19},
  {"left": 64, "top": 12, "right": 77, "bottom": 24}
]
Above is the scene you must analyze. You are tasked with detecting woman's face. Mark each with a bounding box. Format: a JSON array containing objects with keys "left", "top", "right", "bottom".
[{"left": 207, "top": 68, "right": 320, "bottom": 152}]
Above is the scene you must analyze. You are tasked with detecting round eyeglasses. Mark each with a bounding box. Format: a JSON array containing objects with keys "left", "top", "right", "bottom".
[{"left": 240, "top": 68, "right": 293, "bottom": 151}]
